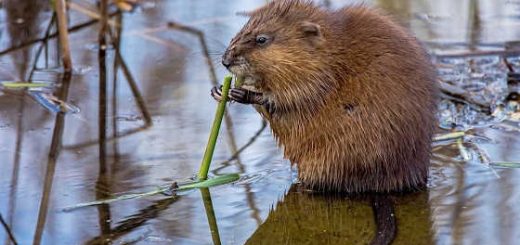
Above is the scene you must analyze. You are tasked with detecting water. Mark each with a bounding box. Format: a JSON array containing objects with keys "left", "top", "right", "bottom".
[{"left": 0, "top": 0, "right": 519, "bottom": 244}]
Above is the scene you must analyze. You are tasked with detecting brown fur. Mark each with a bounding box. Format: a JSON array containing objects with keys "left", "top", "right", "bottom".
[{"left": 224, "top": 0, "right": 438, "bottom": 193}]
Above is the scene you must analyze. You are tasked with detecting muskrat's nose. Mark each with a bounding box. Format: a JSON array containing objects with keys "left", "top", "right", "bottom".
[
  {"left": 222, "top": 58, "right": 231, "bottom": 68},
  {"left": 222, "top": 51, "right": 233, "bottom": 68}
]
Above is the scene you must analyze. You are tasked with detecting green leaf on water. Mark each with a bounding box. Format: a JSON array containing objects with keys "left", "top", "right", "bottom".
[
  {"left": 1, "top": 82, "right": 51, "bottom": 88},
  {"left": 62, "top": 173, "right": 240, "bottom": 211},
  {"left": 178, "top": 173, "right": 240, "bottom": 191}
]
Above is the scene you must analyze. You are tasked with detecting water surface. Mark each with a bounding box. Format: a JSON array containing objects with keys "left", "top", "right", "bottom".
[{"left": 1, "top": 0, "right": 520, "bottom": 244}]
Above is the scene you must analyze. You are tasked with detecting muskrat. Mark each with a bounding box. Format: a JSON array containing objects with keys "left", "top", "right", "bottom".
[{"left": 212, "top": 0, "right": 438, "bottom": 193}]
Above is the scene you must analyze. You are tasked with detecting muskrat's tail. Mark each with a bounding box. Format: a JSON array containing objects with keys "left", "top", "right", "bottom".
[{"left": 370, "top": 194, "right": 397, "bottom": 245}]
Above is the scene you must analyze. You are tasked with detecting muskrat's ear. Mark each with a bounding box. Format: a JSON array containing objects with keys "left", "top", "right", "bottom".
[
  {"left": 300, "top": 21, "right": 323, "bottom": 46},
  {"left": 300, "top": 21, "right": 322, "bottom": 38}
]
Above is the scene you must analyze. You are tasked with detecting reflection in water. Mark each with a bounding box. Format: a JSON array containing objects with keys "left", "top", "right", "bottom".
[
  {"left": 85, "top": 196, "right": 180, "bottom": 244},
  {"left": 3, "top": 1, "right": 49, "bottom": 245},
  {"left": 0, "top": 213, "right": 18, "bottom": 245},
  {"left": 96, "top": 6, "right": 113, "bottom": 243},
  {"left": 4, "top": 0, "right": 46, "bottom": 78},
  {"left": 201, "top": 188, "right": 222, "bottom": 245},
  {"left": 246, "top": 186, "right": 433, "bottom": 245},
  {"left": 32, "top": 71, "right": 72, "bottom": 245},
  {"left": 61, "top": 30, "right": 153, "bottom": 150},
  {"left": 371, "top": 195, "right": 396, "bottom": 245}
]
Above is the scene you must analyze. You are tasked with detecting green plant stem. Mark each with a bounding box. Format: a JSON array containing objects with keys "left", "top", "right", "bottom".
[{"left": 198, "top": 75, "right": 232, "bottom": 180}]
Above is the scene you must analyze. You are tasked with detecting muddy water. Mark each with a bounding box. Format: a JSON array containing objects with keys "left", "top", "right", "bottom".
[{"left": 0, "top": 0, "right": 519, "bottom": 244}]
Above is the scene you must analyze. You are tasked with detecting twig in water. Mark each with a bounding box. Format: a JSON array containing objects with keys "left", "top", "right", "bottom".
[
  {"left": 0, "top": 12, "right": 120, "bottom": 57},
  {"left": 456, "top": 138, "right": 471, "bottom": 161},
  {"left": 33, "top": 72, "right": 73, "bottom": 245},
  {"left": 0, "top": 213, "right": 18, "bottom": 245},
  {"left": 28, "top": 12, "right": 56, "bottom": 81},
  {"left": 433, "top": 131, "right": 466, "bottom": 142},
  {"left": 54, "top": 0, "right": 73, "bottom": 72},
  {"left": 471, "top": 144, "right": 500, "bottom": 179},
  {"left": 438, "top": 80, "right": 491, "bottom": 113}
]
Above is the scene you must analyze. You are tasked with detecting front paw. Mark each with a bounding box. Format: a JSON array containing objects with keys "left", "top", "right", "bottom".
[
  {"left": 211, "top": 86, "right": 264, "bottom": 105},
  {"left": 231, "top": 88, "right": 265, "bottom": 104},
  {"left": 211, "top": 85, "right": 225, "bottom": 102}
]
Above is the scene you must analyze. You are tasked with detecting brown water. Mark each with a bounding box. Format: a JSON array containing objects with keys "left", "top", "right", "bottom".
[{"left": 1, "top": 0, "right": 520, "bottom": 244}]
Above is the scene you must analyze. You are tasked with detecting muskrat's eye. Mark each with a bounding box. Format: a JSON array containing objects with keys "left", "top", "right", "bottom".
[{"left": 255, "top": 34, "right": 270, "bottom": 46}]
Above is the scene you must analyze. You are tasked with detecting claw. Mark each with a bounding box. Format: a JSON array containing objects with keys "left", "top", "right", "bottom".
[{"left": 211, "top": 86, "right": 223, "bottom": 102}]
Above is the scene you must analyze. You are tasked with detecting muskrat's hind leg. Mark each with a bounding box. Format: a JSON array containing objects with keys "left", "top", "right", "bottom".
[{"left": 211, "top": 86, "right": 264, "bottom": 105}]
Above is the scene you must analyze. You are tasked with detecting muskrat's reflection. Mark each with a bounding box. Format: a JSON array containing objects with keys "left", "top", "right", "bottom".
[{"left": 246, "top": 185, "right": 433, "bottom": 245}]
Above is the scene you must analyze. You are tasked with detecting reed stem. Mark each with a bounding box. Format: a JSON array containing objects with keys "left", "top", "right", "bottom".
[{"left": 197, "top": 75, "right": 232, "bottom": 180}]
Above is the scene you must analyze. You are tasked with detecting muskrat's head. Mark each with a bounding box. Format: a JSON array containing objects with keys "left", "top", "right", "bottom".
[{"left": 222, "top": 0, "right": 327, "bottom": 94}]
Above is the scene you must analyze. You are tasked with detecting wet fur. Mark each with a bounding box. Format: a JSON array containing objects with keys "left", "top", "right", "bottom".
[{"left": 224, "top": 0, "right": 438, "bottom": 192}]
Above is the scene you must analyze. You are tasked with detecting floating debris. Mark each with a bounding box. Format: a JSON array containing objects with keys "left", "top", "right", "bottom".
[{"left": 435, "top": 54, "right": 519, "bottom": 130}]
